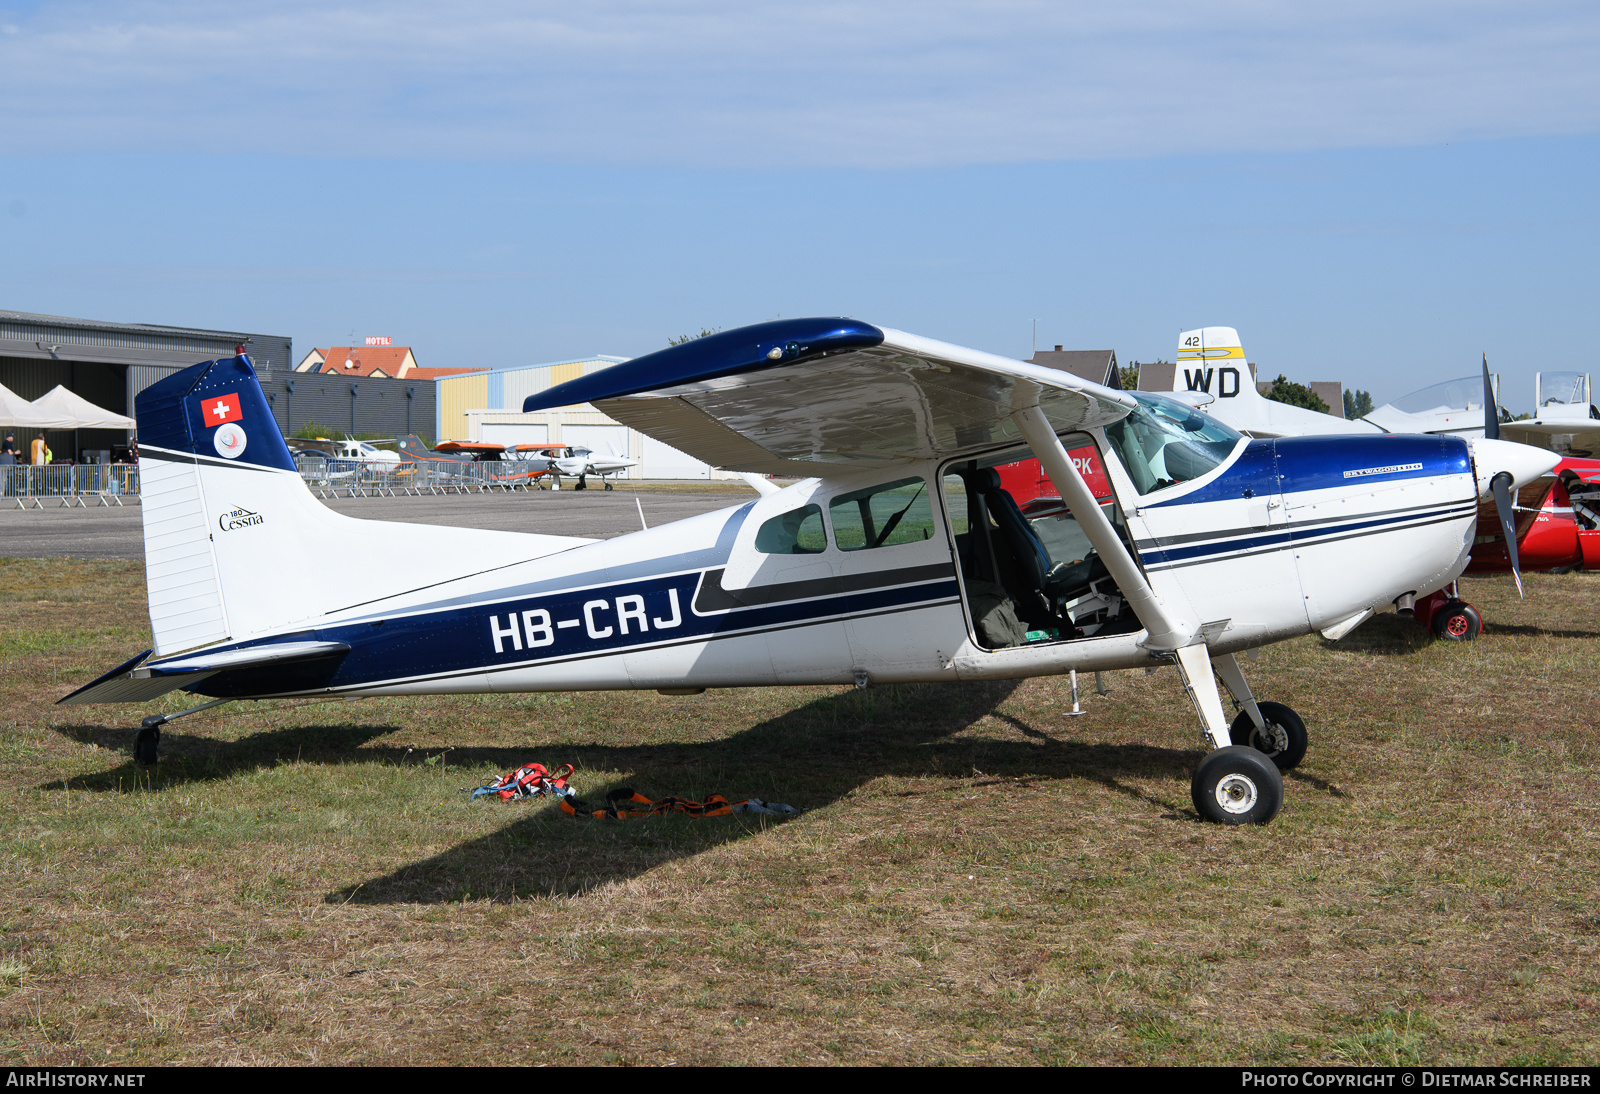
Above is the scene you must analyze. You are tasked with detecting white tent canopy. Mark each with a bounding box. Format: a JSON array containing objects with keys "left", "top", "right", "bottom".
[
  {"left": 26, "top": 386, "right": 135, "bottom": 430},
  {"left": 0, "top": 383, "right": 57, "bottom": 429}
]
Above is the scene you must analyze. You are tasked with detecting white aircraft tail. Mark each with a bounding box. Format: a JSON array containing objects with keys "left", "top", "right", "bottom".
[
  {"left": 135, "top": 355, "right": 585, "bottom": 656},
  {"left": 1157, "top": 326, "right": 1262, "bottom": 403}
]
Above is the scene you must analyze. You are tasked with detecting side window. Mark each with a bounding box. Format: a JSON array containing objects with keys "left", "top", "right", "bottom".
[
  {"left": 829, "top": 478, "right": 933, "bottom": 551},
  {"left": 754, "top": 504, "right": 827, "bottom": 554}
]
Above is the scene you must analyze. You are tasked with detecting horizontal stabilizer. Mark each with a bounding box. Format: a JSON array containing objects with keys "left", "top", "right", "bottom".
[
  {"left": 58, "top": 641, "right": 350, "bottom": 706},
  {"left": 148, "top": 640, "right": 351, "bottom": 675}
]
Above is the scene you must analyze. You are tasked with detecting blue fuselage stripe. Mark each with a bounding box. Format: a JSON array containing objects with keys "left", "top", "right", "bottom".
[
  {"left": 198, "top": 571, "right": 961, "bottom": 697},
  {"left": 1141, "top": 500, "right": 1476, "bottom": 567}
]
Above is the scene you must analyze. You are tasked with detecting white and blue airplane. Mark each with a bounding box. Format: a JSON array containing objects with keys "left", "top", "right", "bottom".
[{"left": 60, "top": 320, "right": 1557, "bottom": 824}]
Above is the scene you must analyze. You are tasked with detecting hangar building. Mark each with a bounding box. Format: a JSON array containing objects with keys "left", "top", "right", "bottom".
[
  {"left": 0, "top": 310, "right": 445, "bottom": 449},
  {"left": 0, "top": 309, "right": 290, "bottom": 461}
]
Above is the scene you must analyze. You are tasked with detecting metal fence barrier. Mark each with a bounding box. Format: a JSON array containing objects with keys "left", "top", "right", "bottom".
[
  {"left": 3, "top": 464, "right": 140, "bottom": 508},
  {"left": 1, "top": 458, "right": 559, "bottom": 506},
  {"left": 293, "top": 456, "right": 552, "bottom": 498}
]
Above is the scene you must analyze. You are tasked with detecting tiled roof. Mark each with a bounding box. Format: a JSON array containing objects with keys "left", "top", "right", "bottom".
[{"left": 303, "top": 346, "right": 412, "bottom": 377}]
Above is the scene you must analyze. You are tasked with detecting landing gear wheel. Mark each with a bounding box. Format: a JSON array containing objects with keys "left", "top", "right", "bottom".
[
  {"left": 1229, "top": 702, "right": 1307, "bottom": 771},
  {"left": 575, "top": 476, "right": 587, "bottom": 491},
  {"left": 1431, "top": 600, "right": 1483, "bottom": 642},
  {"left": 1191, "top": 746, "right": 1283, "bottom": 825},
  {"left": 604, "top": 481, "right": 613, "bottom": 491},
  {"left": 134, "top": 725, "right": 161, "bottom": 767}
]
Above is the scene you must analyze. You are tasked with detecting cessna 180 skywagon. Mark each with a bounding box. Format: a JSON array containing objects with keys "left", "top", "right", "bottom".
[{"left": 60, "top": 319, "right": 1555, "bottom": 824}]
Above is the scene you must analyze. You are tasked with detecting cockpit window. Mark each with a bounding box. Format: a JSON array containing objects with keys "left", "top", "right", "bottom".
[
  {"left": 1538, "top": 372, "right": 1589, "bottom": 408},
  {"left": 1103, "top": 392, "right": 1241, "bottom": 496},
  {"left": 829, "top": 478, "right": 934, "bottom": 551},
  {"left": 1389, "top": 376, "right": 1485, "bottom": 415},
  {"left": 754, "top": 504, "right": 826, "bottom": 554}
]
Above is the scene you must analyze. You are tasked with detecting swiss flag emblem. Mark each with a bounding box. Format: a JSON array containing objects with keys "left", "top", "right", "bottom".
[{"left": 199, "top": 393, "right": 243, "bottom": 427}]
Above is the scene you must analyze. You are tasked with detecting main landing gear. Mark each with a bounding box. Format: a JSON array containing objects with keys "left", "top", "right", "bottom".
[{"left": 1173, "top": 646, "right": 1307, "bottom": 825}]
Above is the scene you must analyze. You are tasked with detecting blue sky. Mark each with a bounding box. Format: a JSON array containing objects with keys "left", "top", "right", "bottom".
[{"left": 1, "top": 1, "right": 1597, "bottom": 410}]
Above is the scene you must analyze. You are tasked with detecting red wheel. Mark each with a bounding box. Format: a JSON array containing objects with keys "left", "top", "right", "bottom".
[{"left": 1430, "top": 600, "right": 1483, "bottom": 642}]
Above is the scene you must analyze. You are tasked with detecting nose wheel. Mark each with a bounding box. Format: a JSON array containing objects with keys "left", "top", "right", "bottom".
[{"left": 1430, "top": 600, "right": 1483, "bottom": 641}]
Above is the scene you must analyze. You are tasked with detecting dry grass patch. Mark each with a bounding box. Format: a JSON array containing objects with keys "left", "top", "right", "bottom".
[{"left": 0, "top": 558, "right": 1597, "bottom": 1064}]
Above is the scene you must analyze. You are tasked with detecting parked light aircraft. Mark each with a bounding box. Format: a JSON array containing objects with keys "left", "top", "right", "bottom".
[
  {"left": 61, "top": 321, "right": 1556, "bottom": 824},
  {"left": 521, "top": 443, "right": 638, "bottom": 490},
  {"left": 396, "top": 435, "right": 554, "bottom": 488},
  {"left": 1155, "top": 327, "right": 1569, "bottom": 639},
  {"left": 398, "top": 435, "right": 502, "bottom": 465}
]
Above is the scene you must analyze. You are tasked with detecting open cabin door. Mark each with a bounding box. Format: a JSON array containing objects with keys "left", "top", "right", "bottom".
[{"left": 941, "top": 433, "right": 1144, "bottom": 651}]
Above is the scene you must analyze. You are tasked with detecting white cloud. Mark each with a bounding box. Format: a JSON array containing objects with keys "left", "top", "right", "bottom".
[{"left": 0, "top": 1, "right": 1596, "bottom": 166}]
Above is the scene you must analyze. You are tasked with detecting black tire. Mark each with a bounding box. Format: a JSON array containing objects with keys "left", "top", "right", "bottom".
[
  {"left": 1229, "top": 702, "right": 1308, "bottom": 771},
  {"left": 1191, "top": 746, "right": 1283, "bottom": 825},
  {"left": 134, "top": 725, "right": 160, "bottom": 767},
  {"left": 604, "top": 482, "right": 613, "bottom": 491},
  {"left": 1431, "top": 600, "right": 1483, "bottom": 641}
]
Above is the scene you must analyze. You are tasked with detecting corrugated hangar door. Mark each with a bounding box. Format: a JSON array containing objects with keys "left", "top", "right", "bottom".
[{"left": 563, "top": 424, "right": 630, "bottom": 459}]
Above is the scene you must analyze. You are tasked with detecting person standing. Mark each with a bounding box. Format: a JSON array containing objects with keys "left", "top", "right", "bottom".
[
  {"left": 0, "top": 434, "right": 15, "bottom": 500},
  {"left": 31, "top": 435, "right": 48, "bottom": 465}
]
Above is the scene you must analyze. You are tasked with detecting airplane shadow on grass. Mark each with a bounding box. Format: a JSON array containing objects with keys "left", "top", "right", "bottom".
[
  {"left": 47, "top": 680, "right": 1315, "bottom": 905},
  {"left": 322, "top": 682, "right": 1241, "bottom": 906}
]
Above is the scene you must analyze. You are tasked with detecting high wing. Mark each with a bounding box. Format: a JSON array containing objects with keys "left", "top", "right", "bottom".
[
  {"left": 1501, "top": 420, "right": 1600, "bottom": 460},
  {"left": 522, "top": 319, "right": 1137, "bottom": 474}
]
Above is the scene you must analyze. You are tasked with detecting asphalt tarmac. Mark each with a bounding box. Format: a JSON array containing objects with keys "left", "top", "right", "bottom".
[{"left": 0, "top": 488, "right": 752, "bottom": 561}]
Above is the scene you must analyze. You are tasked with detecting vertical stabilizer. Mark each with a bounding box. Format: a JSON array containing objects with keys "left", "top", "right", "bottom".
[
  {"left": 136, "top": 354, "right": 299, "bottom": 654},
  {"left": 1156, "top": 327, "right": 1374, "bottom": 438},
  {"left": 1169, "top": 327, "right": 1259, "bottom": 404},
  {"left": 135, "top": 353, "right": 589, "bottom": 656}
]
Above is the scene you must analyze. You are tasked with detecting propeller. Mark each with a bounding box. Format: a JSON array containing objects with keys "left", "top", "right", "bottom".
[
  {"left": 1482, "top": 353, "right": 1523, "bottom": 597},
  {"left": 1482, "top": 353, "right": 1499, "bottom": 441}
]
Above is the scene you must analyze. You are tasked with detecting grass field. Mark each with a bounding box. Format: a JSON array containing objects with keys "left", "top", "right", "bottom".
[{"left": 1, "top": 557, "right": 1597, "bottom": 1065}]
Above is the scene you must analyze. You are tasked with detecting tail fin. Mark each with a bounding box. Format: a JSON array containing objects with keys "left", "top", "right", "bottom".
[
  {"left": 136, "top": 354, "right": 585, "bottom": 656},
  {"left": 1154, "top": 327, "right": 1262, "bottom": 407}
]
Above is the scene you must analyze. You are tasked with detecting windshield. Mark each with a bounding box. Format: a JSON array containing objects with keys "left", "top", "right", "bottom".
[
  {"left": 1539, "top": 372, "right": 1589, "bottom": 407},
  {"left": 1103, "top": 392, "right": 1241, "bottom": 496},
  {"left": 1388, "top": 376, "right": 1483, "bottom": 415}
]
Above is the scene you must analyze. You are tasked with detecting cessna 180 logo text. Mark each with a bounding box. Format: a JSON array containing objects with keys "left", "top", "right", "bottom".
[{"left": 218, "top": 506, "right": 264, "bottom": 531}]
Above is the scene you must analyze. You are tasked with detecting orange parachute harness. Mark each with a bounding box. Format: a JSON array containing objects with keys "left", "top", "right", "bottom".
[{"left": 467, "top": 762, "right": 575, "bottom": 802}]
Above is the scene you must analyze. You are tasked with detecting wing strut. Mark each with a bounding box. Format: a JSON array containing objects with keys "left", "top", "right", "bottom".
[{"left": 1010, "top": 406, "right": 1194, "bottom": 652}]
